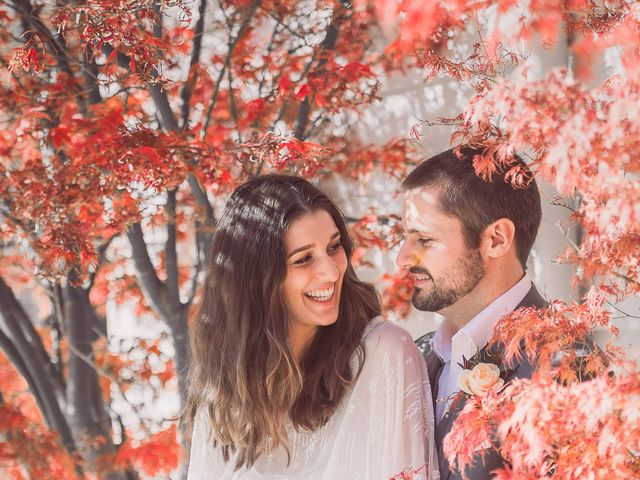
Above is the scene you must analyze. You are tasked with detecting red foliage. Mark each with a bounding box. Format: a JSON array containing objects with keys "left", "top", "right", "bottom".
[
  {"left": 381, "top": 271, "right": 415, "bottom": 319},
  {"left": 329, "top": 138, "right": 418, "bottom": 181},
  {"left": 113, "top": 424, "right": 181, "bottom": 477},
  {"left": 445, "top": 371, "right": 640, "bottom": 479},
  {"left": 0, "top": 353, "right": 81, "bottom": 479}
]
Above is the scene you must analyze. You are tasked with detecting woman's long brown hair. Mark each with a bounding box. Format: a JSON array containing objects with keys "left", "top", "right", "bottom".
[{"left": 185, "top": 174, "right": 381, "bottom": 469}]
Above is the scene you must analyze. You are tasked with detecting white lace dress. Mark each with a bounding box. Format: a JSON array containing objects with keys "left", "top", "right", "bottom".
[{"left": 187, "top": 317, "right": 439, "bottom": 480}]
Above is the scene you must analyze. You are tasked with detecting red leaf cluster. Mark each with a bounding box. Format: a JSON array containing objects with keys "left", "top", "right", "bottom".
[
  {"left": 381, "top": 270, "right": 415, "bottom": 319},
  {"left": 445, "top": 371, "right": 640, "bottom": 479},
  {"left": 0, "top": 352, "right": 81, "bottom": 479},
  {"left": 113, "top": 424, "right": 181, "bottom": 477},
  {"left": 329, "top": 138, "right": 418, "bottom": 181},
  {"left": 452, "top": 69, "right": 640, "bottom": 295}
]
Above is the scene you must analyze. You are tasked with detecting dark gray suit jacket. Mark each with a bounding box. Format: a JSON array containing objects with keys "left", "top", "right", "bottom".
[{"left": 415, "top": 284, "right": 547, "bottom": 480}]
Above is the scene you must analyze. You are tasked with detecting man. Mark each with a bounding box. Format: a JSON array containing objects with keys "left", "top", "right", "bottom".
[{"left": 396, "top": 146, "right": 546, "bottom": 479}]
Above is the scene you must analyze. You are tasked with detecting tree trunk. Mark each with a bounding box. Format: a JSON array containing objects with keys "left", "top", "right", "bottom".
[
  {"left": 62, "top": 280, "right": 124, "bottom": 480},
  {"left": 170, "top": 308, "right": 191, "bottom": 410}
]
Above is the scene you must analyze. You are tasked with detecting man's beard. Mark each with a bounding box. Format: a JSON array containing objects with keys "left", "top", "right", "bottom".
[{"left": 411, "top": 248, "right": 485, "bottom": 312}]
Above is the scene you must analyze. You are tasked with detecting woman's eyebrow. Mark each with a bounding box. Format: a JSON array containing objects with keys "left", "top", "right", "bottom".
[
  {"left": 288, "top": 244, "right": 313, "bottom": 258},
  {"left": 287, "top": 231, "right": 341, "bottom": 258}
]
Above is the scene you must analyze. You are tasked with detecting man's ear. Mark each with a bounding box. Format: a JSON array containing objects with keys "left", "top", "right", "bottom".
[{"left": 482, "top": 218, "right": 516, "bottom": 259}]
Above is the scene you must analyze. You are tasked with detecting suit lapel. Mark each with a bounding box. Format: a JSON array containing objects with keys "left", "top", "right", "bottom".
[
  {"left": 425, "top": 347, "right": 451, "bottom": 478},
  {"left": 435, "top": 390, "right": 468, "bottom": 480},
  {"left": 425, "top": 350, "right": 444, "bottom": 408}
]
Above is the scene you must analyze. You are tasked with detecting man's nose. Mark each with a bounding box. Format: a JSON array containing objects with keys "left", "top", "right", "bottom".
[{"left": 396, "top": 241, "right": 416, "bottom": 270}]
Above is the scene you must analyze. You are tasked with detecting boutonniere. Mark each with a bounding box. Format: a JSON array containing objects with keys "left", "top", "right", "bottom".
[
  {"left": 456, "top": 362, "right": 504, "bottom": 397},
  {"left": 440, "top": 347, "right": 518, "bottom": 416},
  {"left": 455, "top": 347, "right": 516, "bottom": 398}
]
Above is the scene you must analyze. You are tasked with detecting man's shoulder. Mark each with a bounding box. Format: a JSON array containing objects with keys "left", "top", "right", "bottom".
[{"left": 516, "top": 283, "right": 548, "bottom": 309}]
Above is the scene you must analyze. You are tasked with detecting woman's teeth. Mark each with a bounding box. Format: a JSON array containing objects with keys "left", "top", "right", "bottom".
[{"left": 305, "top": 287, "right": 334, "bottom": 302}]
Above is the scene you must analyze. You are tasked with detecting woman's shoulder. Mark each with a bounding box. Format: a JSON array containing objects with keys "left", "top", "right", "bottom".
[{"left": 362, "top": 316, "right": 421, "bottom": 357}]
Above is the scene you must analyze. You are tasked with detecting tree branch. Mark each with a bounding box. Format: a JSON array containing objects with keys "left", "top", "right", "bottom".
[
  {"left": 82, "top": 51, "right": 103, "bottom": 106},
  {"left": 149, "top": 84, "right": 179, "bottom": 132},
  {"left": 185, "top": 226, "right": 204, "bottom": 309},
  {"left": 0, "top": 276, "right": 76, "bottom": 453},
  {"left": 227, "top": 66, "right": 242, "bottom": 143},
  {"left": 8, "top": 0, "right": 76, "bottom": 78},
  {"left": 101, "top": 31, "right": 179, "bottom": 133},
  {"left": 201, "top": 0, "right": 260, "bottom": 142},
  {"left": 126, "top": 222, "right": 172, "bottom": 322},
  {"left": 180, "top": 0, "right": 208, "bottom": 130},
  {"left": 65, "top": 340, "right": 152, "bottom": 435},
  {"left": 62, "top": 281, "right": 122, "bottom": 478},
  {"left": 293, "top": 12, "right": 342, "bottom": 140},
  {"left": 165, "top": 189, "right": 181, "bottom": 317},
  {"left": 87, "top": 233, "right": 119, "bottom": 291}
]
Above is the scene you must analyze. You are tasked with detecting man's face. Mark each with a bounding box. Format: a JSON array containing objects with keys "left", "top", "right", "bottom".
[{"left": 396, "top": 186, "right": 485, "bottom": 313}]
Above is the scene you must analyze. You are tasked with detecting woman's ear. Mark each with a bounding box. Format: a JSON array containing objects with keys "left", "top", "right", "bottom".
[{"left": 482, "top": 218, "right": 516, "bottom": 259}]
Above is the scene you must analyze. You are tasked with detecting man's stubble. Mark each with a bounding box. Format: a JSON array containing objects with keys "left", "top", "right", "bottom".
[{"left": 411, "top": 247, "right": 485, "bottom": 313}]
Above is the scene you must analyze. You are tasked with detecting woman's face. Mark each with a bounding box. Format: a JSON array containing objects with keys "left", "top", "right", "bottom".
[{"left": 282, "top": 209, "right": 348, "bottom": 353}]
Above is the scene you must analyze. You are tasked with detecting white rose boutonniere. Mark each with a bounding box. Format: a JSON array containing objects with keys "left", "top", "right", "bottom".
[{"left": 457, "top": 362, "right": 505, "bottom": 397}]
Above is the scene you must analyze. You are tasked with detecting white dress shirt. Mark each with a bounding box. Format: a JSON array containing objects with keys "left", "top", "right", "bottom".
[{"left": 431, "top": 275, "right": 531, "bottom": 422}]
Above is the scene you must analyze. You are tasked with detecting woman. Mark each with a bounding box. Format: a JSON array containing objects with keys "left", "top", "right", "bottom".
[{"left": 186, "top": 174, "right": 438, "bottom": 479}]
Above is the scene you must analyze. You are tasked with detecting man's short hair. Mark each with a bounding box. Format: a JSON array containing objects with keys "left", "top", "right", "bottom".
[{"left": 402, "top": 146, "right": 542, "bottom": 268}]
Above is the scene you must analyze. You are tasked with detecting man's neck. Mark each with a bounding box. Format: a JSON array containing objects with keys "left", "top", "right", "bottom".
[{"left": 439, "top": 268, "right": 525, "bottom": 334}]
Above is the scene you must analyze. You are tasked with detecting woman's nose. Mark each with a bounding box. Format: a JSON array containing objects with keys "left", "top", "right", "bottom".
[{"left": 316, "top": 254, "right": 339, "bottom": 281}]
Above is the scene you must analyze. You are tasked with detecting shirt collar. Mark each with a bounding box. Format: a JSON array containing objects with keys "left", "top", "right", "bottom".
[{"left": 431, "top": 274, "right": 531, "bottom": 363}]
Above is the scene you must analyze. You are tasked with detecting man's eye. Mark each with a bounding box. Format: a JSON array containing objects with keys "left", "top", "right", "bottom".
[
  {"left": 328, "top": 241, "right": 343, "bottom": 254},
  {"left": 418, "top": 238, "right": 431, "bottom": 247},
  {"left": 293, "top": 255, "right": 312, "bottom": 266}
]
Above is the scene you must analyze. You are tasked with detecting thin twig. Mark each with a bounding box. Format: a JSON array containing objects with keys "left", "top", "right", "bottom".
[
  {"left": 227, "top": 66, "right": 242, "bottom": 144},
  {"left": 201, "top": 1, "right": 260, "bottom": 141},
  {"left": 606, "top": 301, "right": 640, "bottom": 320}
]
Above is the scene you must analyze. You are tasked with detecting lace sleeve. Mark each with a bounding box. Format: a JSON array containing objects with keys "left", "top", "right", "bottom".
[{"left": 358, "top": 319, "right": 439, "bottom": 480}]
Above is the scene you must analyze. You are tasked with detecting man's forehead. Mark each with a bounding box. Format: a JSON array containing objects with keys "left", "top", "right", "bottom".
[
  {"left": 401, "top": 186, "right": 452, "bottom": 232},
  {"left": 403, "top": 186, "right": 441, "bottom": 208}
]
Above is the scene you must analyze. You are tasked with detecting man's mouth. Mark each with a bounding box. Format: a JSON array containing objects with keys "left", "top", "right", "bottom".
[{"left": 409, "top": 270, "right": 432, "bottom": 283}]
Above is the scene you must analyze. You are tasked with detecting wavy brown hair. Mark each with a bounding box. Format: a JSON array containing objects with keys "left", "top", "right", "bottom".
[{"left": 185, "top": 174, "right": 381, "bottom": 469}]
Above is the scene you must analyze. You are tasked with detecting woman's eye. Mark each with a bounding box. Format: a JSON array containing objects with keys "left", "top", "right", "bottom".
[
  {"left": 293, "top": 255, "right": 312, "bottom": 266},
  {"left": 418, "top": 238, "right": 431, "bottom": 247},
  {"left": 328, "top": 241, "right": 343, "bottom": 254}
]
